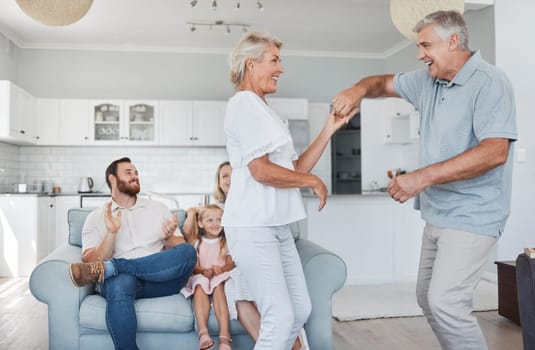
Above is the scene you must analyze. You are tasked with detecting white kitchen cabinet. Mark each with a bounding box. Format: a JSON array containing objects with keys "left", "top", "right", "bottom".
[
  {"left": 305, "top": 195, "right": 424, "bottom": 284},
  {"left": 361, "top": 98, "right": 420, "bottom": 192},
  {"left": 159, "top": 100, "right": 226, "bottom": 146},
  {"left": 383, "top": 97, "right": 420, "bottom": 144},
  {"left": 266, "top": 97, "right": 308, "bottom": 120},
  {"left": 60, "top": 99, "right": 91, "bottom": 145},
  {"left": 194, "top": 101, "right": 226, "bottom": 146},
  {"left": 0, "top": 80, "right": 36, "bottom": 145},
  {"left": 159, "top": 100, "right": 193, "bottom": 146},
  {"left": 35, "top": 98, "right": 60, "bottom": 145},
  {"left": 38, "top": 196, "right": 56, "bottom": 259},
  {"left": 0, "top": 195, "right": 53, "bottom": 277},
  {"left": 90, "top": 100, "right": 158, "bottom": 145}
]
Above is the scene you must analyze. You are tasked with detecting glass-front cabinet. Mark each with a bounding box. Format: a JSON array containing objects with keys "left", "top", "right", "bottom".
[
  {"left": 92, "top": 100, "right": 122, "bottom": 143},
  {"left": 90, "top": 100, "right": 157, "bottom": 145},
  {"left": 128, "top": 103, "right": 155, "bottom": 142}
]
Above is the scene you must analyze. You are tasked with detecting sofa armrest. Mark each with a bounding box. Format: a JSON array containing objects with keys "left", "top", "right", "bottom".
[
  {"left": 296, "top": 238, "right": 346, "bottom": 350},
  {"left": 29, "top": 244, "right": 93, "bottom": 350}
]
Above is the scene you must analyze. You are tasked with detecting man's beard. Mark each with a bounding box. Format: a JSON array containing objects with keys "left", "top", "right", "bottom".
[{"left": 116, "top": 178, "right": 140, "bottom": 196}]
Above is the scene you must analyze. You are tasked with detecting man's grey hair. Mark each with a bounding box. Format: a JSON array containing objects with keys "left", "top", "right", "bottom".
[{"left": 413, "top": 10, "right": 470, "bottom": 51}]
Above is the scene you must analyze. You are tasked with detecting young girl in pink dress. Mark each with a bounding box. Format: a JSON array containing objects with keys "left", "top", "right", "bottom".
[{"left": 181, "top": 204, "right": 234, "bottom": 350}]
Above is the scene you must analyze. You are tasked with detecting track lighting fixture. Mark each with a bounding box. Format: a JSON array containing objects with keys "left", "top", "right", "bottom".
[
  {"left": 188, "top": 0, "right": 264, "bottom": 11},
  {"left": 187, "top": 20, "right": 251, "bottom": 35}
]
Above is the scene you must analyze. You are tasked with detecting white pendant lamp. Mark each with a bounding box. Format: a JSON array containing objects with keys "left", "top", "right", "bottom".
[
  {"left": 16, "top": 0, "right": 93, "bottom": 26},
  {"left": 390, "top": 0, "right": 464, "bottom": 40}
]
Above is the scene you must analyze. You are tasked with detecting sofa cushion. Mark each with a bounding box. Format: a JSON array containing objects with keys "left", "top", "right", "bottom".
[
  {"left": 79, "top": 294, "right": 194, "bottom": 333},
  {"left": 68, "top": 207, "right": 187, "bottom": 248},
  {"left": 68, "top": 208, "right": 93, "bottom": 247}
]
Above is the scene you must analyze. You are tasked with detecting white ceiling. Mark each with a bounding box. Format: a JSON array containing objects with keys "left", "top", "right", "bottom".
[{"left": 0, "top": 0, "right": 493, "bottom": 58}]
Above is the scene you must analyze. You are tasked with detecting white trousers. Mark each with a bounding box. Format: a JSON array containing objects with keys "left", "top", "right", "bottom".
[
  {"left": 416, "top": 224, "right": 497, "bottom": 350},
  {"left": 225, "top": 225, "right": 311, "bottom": 350}
]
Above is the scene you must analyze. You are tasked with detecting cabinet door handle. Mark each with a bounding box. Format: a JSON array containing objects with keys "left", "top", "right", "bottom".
[{"left": 20, "top": 130, "right": 25, "bottom": 134}]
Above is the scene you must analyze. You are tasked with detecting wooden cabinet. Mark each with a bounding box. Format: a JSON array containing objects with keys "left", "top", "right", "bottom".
[
  {"left": 90, "top": 100, "right": 158, "bottom": 145},
  {"left": 35, "top": 98, "right": 60, "bottom": 145},
  {"left": 0, "top": 80, "right": 36, "bottom": 145},
  {"left": 159, "top": 100, "right": 226, "bottom": 146},
  {"left": 60, "top": 99, "right": 91, "bottom": 145},
  {"left": 495, "top": 260, "right": 520, "bottom": 325}
]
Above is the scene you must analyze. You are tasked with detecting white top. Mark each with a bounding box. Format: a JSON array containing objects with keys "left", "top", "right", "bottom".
[
  {"left": 222, "top": 90, "right": 306, "bottom": 226},
  {"left": 82, "top": 197, "right": 183, "bottom": 259}
]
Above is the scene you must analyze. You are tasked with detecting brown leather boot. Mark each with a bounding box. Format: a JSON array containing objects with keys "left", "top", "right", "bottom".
[{"left": 68, "top": 261, "right": 105, "bottom": 287}]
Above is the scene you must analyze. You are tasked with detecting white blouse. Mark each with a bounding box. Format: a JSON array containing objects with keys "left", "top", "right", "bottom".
[{"left": 222, "top": 90, "right": 306, "bottom": 227}]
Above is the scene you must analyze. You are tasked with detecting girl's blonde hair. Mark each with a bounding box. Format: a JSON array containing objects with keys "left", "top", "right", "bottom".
[
  {"left": 213, "top": 161, "right": 230, "bottom": 204},
  {"left": 187, "top": 204, "right": 227, "bottom": 256},
  {"left": 229, "top": 31, "right": 282, "bottom": 90}
]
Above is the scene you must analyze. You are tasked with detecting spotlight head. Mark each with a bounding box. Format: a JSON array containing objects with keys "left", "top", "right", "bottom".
[{"left": 190, "top": 0, "right": 198, "bottom": 7}]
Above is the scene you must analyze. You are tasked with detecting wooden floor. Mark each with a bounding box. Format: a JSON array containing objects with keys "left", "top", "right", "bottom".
[{"left": 0, "top": 277, "right": 523, "bottom": 350}]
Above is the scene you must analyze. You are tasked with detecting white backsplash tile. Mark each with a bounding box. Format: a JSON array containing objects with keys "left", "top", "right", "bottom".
[
  {"left": 0, "top": 142, "right": 20, "bottom": 192},
  {"left": 14, "top": 146, "right": 228, "bottom": 194}
]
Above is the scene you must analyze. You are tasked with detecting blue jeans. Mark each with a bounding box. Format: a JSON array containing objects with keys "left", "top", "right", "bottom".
[{"left": 98, "top": 243, "right": 196, "bottom": 350}]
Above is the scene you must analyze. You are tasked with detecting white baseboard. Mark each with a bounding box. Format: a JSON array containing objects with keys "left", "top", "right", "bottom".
[
  {"left": 344, "top": 272, "right": 497, "bottom": 287},
  {"left": 482, "top": 271, "right": 497, "bottom": 284}
]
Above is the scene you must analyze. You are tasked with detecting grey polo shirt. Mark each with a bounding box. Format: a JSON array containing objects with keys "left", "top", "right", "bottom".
[{"left": 393, "top": 50, "right": 517, "bottom": 237}]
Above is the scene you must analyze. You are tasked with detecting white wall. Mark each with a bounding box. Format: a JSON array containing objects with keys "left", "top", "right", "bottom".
[
  {"left": 14, "top": 48, "right": 384, "bottom": 102},
  {"left": 495, "top": 0, "right": 535, "bottom": 260},
  {"left": 0, "top": 33, "right": 17, "bottom": 83}
]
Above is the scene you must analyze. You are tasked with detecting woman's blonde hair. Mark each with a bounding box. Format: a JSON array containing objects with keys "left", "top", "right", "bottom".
[
  {"left": 229, "top": 31, "right": 282, "bottom": 90},
  {"left": 214, "top": 161, "right": 230, "bottom": 204}
]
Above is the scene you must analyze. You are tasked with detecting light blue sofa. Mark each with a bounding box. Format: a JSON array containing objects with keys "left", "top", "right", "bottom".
[{"left": 30, "top": 208, "right": 346, "bottom": 350}]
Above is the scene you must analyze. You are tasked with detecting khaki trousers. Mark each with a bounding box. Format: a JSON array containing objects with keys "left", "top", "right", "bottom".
[{"left": 416, "top": 224, "right": 497, "bottom": 350}]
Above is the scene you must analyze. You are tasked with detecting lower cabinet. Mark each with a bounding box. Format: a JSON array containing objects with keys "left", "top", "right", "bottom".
[{"left": 0, "top": 196, "right": 54, "bottom": 277}]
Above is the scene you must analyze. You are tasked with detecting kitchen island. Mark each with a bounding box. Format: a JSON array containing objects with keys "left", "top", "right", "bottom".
[{"left": 303, "top": 193, "right": 424, "bottom": 285}]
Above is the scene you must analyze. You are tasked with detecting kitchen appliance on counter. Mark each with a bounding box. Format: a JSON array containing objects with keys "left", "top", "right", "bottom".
[{"left": 78, "top": 177, "right": 94, "bottom": 193}]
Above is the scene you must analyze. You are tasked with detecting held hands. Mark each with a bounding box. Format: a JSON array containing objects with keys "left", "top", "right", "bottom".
[
  {"left": 212, "top": 265, "right": 224, "bottom": 275},
  {"left": 325, "top": 111, "right": 350, "bottom": 134},
  {"left": 202, "top": 267, "right": 215, "bottom": 279},
  {"left": 105, "top": 201, "right": 122, "bottom": 234},
  {"left": 331, "top": 85, "right": 362, "bottom": 120}
]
